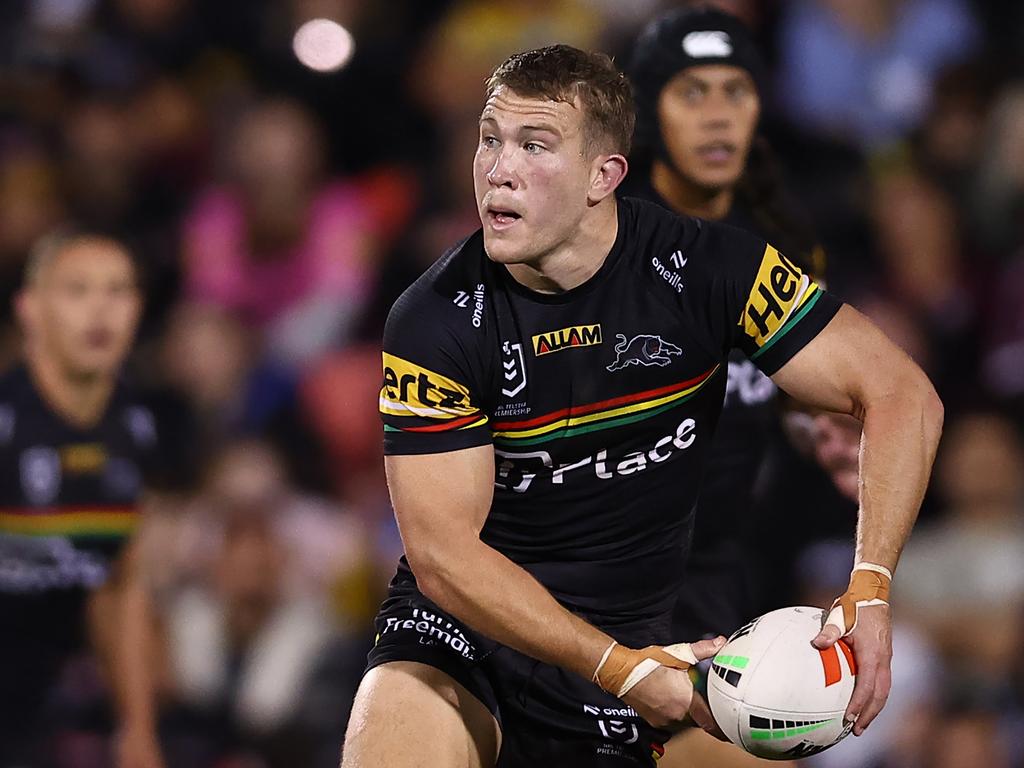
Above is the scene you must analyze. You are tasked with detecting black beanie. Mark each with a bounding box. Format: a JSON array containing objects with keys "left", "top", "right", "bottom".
[{"left": 629, "top": 5, "right": 765, "bottom": 153}]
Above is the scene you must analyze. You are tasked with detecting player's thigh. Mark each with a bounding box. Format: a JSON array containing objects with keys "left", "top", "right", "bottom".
[
  {"left": 342, "top": 660, "right": 501, "bottom": 768},
  {"left": 660, "top": 728, "right": 796, "bottom": 768}
]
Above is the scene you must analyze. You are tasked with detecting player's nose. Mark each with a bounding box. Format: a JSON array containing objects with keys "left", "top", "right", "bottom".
[{"left": 485, "top": 151, "right": 518, "bottom": 189}]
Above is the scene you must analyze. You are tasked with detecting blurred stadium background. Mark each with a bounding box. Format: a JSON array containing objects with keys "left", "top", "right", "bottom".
[{"left": 2, "top": 0, "right": 1023, "bottom": 766}]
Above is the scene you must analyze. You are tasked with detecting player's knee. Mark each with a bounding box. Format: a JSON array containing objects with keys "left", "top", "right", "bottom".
[{"left": 342, "top": 663, "right": 499, "bottom": 768}]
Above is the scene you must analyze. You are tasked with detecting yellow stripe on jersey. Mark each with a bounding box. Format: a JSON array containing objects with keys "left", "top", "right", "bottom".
[{"left": 0, "top": 508, "right": 138, "bottom": 538}]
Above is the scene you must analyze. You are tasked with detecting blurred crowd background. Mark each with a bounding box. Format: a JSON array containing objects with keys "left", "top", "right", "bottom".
[{"left": 2, "top": 0, "right": 1023, "bottom": 766}]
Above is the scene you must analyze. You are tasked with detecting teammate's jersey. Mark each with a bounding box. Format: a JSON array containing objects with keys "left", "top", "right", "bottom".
[
  {"left": 0, "top": 365, "right": 157, "bottom": 598},
  {"left": 379, "top": 197, "right": 839, "bottom": 637}
]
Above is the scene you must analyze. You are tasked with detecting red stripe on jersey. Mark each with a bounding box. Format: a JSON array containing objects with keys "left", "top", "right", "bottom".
[
  {"left": 401, "top": 413, "right": 483, "bottom": 433},
  {"left": 492, "top": 368, "right": 714, "bottom": 430}
]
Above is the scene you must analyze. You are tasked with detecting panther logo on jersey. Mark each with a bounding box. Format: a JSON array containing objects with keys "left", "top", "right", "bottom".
[{"left": 606, "top": 334, "right": 682, "bottom": 372}]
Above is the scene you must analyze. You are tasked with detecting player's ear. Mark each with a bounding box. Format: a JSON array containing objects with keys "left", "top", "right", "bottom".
[{"left": 588, "top": 153, "right": 628, "bottom": 203}]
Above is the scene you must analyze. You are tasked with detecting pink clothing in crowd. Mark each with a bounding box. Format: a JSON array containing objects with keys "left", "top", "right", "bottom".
[{"left": 183, "top": 181, "right": 375, "bottom": 329}]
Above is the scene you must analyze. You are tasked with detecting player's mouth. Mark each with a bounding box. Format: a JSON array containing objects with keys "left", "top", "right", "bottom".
[
  {"left": 84, "top": 328, "right": 115, "bottom": 349},
  {"left": 485, "top": 205, "right": 523, "bottom": 230},
  {"left": 696, "top": 141, "right": 738, "bottom": 165}
]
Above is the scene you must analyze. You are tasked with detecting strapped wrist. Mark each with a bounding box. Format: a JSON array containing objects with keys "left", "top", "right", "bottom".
[
  {"left": 824, "top": 561, "right": 892, "bottom": 637},
  {"left": 592, "top": 641, "right": 698, "bottom": 698}
]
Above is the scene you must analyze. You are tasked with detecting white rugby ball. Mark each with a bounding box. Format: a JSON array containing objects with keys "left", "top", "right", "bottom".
[{"left": 708, "top": 606, "right": 856, "bottom": 760}]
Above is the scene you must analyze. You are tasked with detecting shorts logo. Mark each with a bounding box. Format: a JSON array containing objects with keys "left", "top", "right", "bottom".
[
  {"left": 606, "top": 334, "right": 682, "bottom": 372},
  {"left": 742, "top": 245, "right": 812, "bottom": 348},
  {"left": 598, "top": 720, "right": 639, "bottom": 745},
  {"left": 532, "top": 324, "right": 602, "bottom": 356},
  {"left": 379, "top": 607, "right": 477, "bottom": 660},
  {"left": 380, "top": 353, "right": 475, "bottom": 420},
  {"left": 584, "top": 704, "right": 642, "bottom": 747}
]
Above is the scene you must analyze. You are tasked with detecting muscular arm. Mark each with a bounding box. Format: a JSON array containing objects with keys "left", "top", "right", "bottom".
[
  {"left": 770, "top": 304, "right": 943, "bottom": 734},
  {"left": 386, "top": 446, "right": 612, "bottom": 680},
  {"left": 88, "top": 538, "right": 164, "bottom": 767},
  {"left": 770, "top": 304, "right": 943, "bottom": 571}
]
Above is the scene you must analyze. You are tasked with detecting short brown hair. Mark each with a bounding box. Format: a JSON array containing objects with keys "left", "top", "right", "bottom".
[
  {"left": 25, "top": 228, "right": 137, "bottom": 287},
  {"left": 486, "top": 45, "right": 635, "bottom": 156}
]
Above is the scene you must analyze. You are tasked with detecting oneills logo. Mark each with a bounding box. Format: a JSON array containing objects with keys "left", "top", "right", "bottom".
[{"left": 532, "top": 324, "right": 602, "bottom": 356}]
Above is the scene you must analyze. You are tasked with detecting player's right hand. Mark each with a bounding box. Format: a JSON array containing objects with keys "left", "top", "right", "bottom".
[{"left": 616, "top": 636, "right": 726, "bottom": 730}]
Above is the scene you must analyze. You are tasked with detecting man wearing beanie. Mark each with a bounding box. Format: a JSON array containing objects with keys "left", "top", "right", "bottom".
[{"left": 627, "top": 6, "right": 857, "bottom": 767}]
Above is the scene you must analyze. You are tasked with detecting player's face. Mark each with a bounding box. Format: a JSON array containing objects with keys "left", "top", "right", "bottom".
[
  {"left": 657, "top": 65, "right": 760, "bottom": 191},
  {"left": 474, "top": 87, "right": 596, "bottom": 264},
  {"left": 26, "top": 241, "right": 141, "bottom": 378}
]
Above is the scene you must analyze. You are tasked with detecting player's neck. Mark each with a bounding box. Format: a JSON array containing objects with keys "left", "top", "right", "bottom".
[
  {"left": 26, "top": 351, "right": 115, "bottom": 429},
  {"left": 650, "top": 160, "right": 734, "bottom": 221},
  {"left": 505, "top": 198, "right": 619, "bottom": 295}
]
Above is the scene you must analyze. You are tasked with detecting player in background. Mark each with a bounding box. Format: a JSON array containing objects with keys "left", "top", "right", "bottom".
[
  {"left": 0, "top": 233, "right": 164, "bottom": 768},
  {"left": 344, "top": 45, "right": 942, "bottom": 768},
  {"left": 626, "top": 8, "right": 861, "bottom": 765}
]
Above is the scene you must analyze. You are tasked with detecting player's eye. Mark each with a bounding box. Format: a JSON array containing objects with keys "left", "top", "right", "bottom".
[
  {"left": 481, "top": 136, "right": 499, "bottom": 149},
  {"left": 683, "top": 85, "right": 704, "bottom": 104},
  {"left": 523, "top": 141, "right": 544, "bottom": 154},
  {"left": 727, "top": 83, "right": 752, "bottom": 102},
  {"left": 109, "top": 281, "right": 133, "bottom": 296}
]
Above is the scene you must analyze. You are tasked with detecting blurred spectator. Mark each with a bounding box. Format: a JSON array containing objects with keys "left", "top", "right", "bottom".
[
  {"left": 301, "top": 347, "right": 404, "bottom": 580},
  {"left": 924, "top": 701, "right": 1013, "bottom": 768},
  {"left": 984, "top": 252, "right": 1024, "bottom": 414},
  {"left": 182, "top": 99, "right": 380, "bottom": 366},
  {"left": 896, "top": 412, "right": 1024, "bottom": 682},
  {"left": 916, "top": 61, "right": 997, "bottom": 200},
  {"left": 971, "top": 84, "right": 1024, "bottom": 254},
  {"left": 868, "top": 165, "right": 984, "bottom": 406},
  {"left": 157, "top": 300, "right": 330, "bottom": 489},
  {"left": 141, "top": 438, "right": 371, "bottom": 767},
  {"left": 0, "top": 141, "right": 64, "bottom": 273},
  {"left": 144, "top": 438, "right": 370, "bottom": 610},
  {"left": 776, "top": 0, "right": 980, "bottom": 149},
  {"left": 412, "top": 0, "right": 603, "bottom": 125}
]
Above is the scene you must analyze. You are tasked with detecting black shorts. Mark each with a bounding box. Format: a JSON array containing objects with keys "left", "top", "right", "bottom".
[{"left": 365, "top": 581, "right": 670, "bottom": 767}]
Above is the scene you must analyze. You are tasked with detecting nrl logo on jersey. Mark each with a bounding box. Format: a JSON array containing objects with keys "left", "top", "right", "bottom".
[{"left": 532, "top": 324, "right": 602, "bottom": 356}]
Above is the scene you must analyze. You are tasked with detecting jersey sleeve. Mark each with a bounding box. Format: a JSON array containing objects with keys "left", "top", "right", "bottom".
[
  {"left": 688, "top": 221, "right": 842, "bottom": 375},
  {"left": 380, "top": 282, "right": 491, "bottom": 455}
]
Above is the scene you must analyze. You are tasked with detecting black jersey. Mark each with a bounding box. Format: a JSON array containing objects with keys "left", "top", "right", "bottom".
[
  {"left": 0, "top": 365, "right": 158, "bottom": 760},
  {"left": 625, "top": 183, "right": 788, "bottom": 566},
  {"left": 379, "top": 197, "right": 839, "bottom": 635},
  {"left": 623, "top": 179, "right": 824, "bottom": 638},
  {"left": 0, "top": 365, "right": 156, "bottom": 598}
]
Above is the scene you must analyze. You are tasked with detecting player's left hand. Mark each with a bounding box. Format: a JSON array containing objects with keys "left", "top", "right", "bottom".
[{"left": 116, "top": 725, "right": 166, "bottom": 768}]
